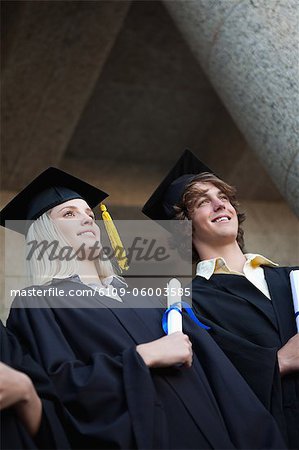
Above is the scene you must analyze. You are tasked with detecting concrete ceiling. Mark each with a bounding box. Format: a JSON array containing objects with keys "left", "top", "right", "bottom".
[{"left": 1, "top": 0, "right": 282, "bottom": 205}]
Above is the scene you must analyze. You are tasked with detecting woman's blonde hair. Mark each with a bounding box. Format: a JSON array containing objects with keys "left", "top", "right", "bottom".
[
  {"left": 26, "top": 211, "right": 116, "bottom": 285},
  {"left": 173, "top": 172, "right": 246, "bottom": 262}
]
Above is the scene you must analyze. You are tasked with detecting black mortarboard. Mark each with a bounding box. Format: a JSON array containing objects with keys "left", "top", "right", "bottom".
[
  {"left": 142, "top": 149, "right": 212, "bottom": 221},
  {"left": 0, "top": 167, "right": 108, "bottom": 235}
]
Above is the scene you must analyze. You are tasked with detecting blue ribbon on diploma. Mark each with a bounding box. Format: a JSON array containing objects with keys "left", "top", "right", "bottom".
[{"left": 162, "top": 301, "right": 211, "bottom": 334}]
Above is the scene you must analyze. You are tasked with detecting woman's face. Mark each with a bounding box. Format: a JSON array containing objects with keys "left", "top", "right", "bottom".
[{"left": 49, "top": 198, "right": 101, "bottom": 258}]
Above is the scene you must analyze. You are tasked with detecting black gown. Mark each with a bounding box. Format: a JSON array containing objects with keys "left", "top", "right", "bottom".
[
  {"left": 190, "top": 266, "right": 299, "bottom": 449},
  {"left": 7, "top": 278, "right": 287, "bottom": 449},
  {"left": 0, "top": 321, "right": 71, "bottom": 449}
]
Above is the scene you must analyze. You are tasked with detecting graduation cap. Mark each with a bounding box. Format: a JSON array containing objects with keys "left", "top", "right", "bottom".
[
  {"left": 0, "top": 167, "right": 128, "bottom": 271},
  {"left": 0, "top": 167, "right": 108, "bottom": 235},
  {"left": 142, "top": 149, "right": 213, "bottom": 221}
]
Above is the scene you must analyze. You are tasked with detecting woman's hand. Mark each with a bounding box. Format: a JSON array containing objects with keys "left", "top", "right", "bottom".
[
  {"left": 136, "top": 332, "right": 193, "bottom": 368},
  {"left": 0, "top": 362, "right": 42, "bottom": 436}
]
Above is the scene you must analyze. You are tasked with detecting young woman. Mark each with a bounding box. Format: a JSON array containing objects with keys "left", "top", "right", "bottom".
[{"left": 2, "top": 167, "right": 286, "bottom": 449}]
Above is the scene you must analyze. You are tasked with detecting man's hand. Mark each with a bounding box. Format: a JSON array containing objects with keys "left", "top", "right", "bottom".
[
  {"left": 0, "top": 362, "right": 42, "bottom": 436},
  {"left": 136, "top": 332, "right": 193, "bottom": 368},
  {"left": 277, "top": 334, "right": 299, "bottom": 376}
]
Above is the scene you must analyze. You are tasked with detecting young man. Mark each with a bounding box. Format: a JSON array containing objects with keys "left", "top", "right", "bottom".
[{"left": 143, "top": 149, "right": 299, "bottom": 449}]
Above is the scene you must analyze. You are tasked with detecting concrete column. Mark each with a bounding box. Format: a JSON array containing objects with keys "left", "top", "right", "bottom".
[
  {"left": 2, "top": 1, "right": 131, "bottom": 189},
  {"left": 163, "top": 0, "right": 299, "bottom": 215}
]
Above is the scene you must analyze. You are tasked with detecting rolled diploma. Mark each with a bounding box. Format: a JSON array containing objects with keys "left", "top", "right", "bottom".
[
  {"left": 290, "top": 270, "right": 299, "bottom": 332},
  {"left": 167, "top": 278, "right": 182, "bottom": 334}
]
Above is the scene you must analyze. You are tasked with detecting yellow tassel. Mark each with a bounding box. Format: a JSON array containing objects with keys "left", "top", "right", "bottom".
[{"left": 100, "top": 204, "right": 129, "bottom": 272}]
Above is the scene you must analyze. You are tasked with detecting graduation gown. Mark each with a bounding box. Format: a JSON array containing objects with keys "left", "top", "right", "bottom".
[
  {"left": 0, "top": 321, "right": 71, "bottom": 449},
  {"left": 190, "top": 266, "right": 299, "bottom": 449},
  {"left": 7, "top": 278, "right": 286, "bottom": 450}
]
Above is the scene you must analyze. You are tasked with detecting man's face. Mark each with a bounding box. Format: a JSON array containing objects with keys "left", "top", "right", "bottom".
[{"left": 189, "top": 182, "right": 238, "bottom": 247}]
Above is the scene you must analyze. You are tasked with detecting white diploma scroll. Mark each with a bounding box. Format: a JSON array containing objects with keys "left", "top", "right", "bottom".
[
  {"left": 290, "top": 270, "right": 299, "bottom": 332},
  {"left": 167, "top": 278, "right": 182, "bottom": 334}
]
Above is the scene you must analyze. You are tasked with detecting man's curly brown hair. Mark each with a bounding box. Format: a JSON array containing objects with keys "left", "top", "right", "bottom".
[{"left": 173, "top": 172, "right": 246, "bottom": 263}]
